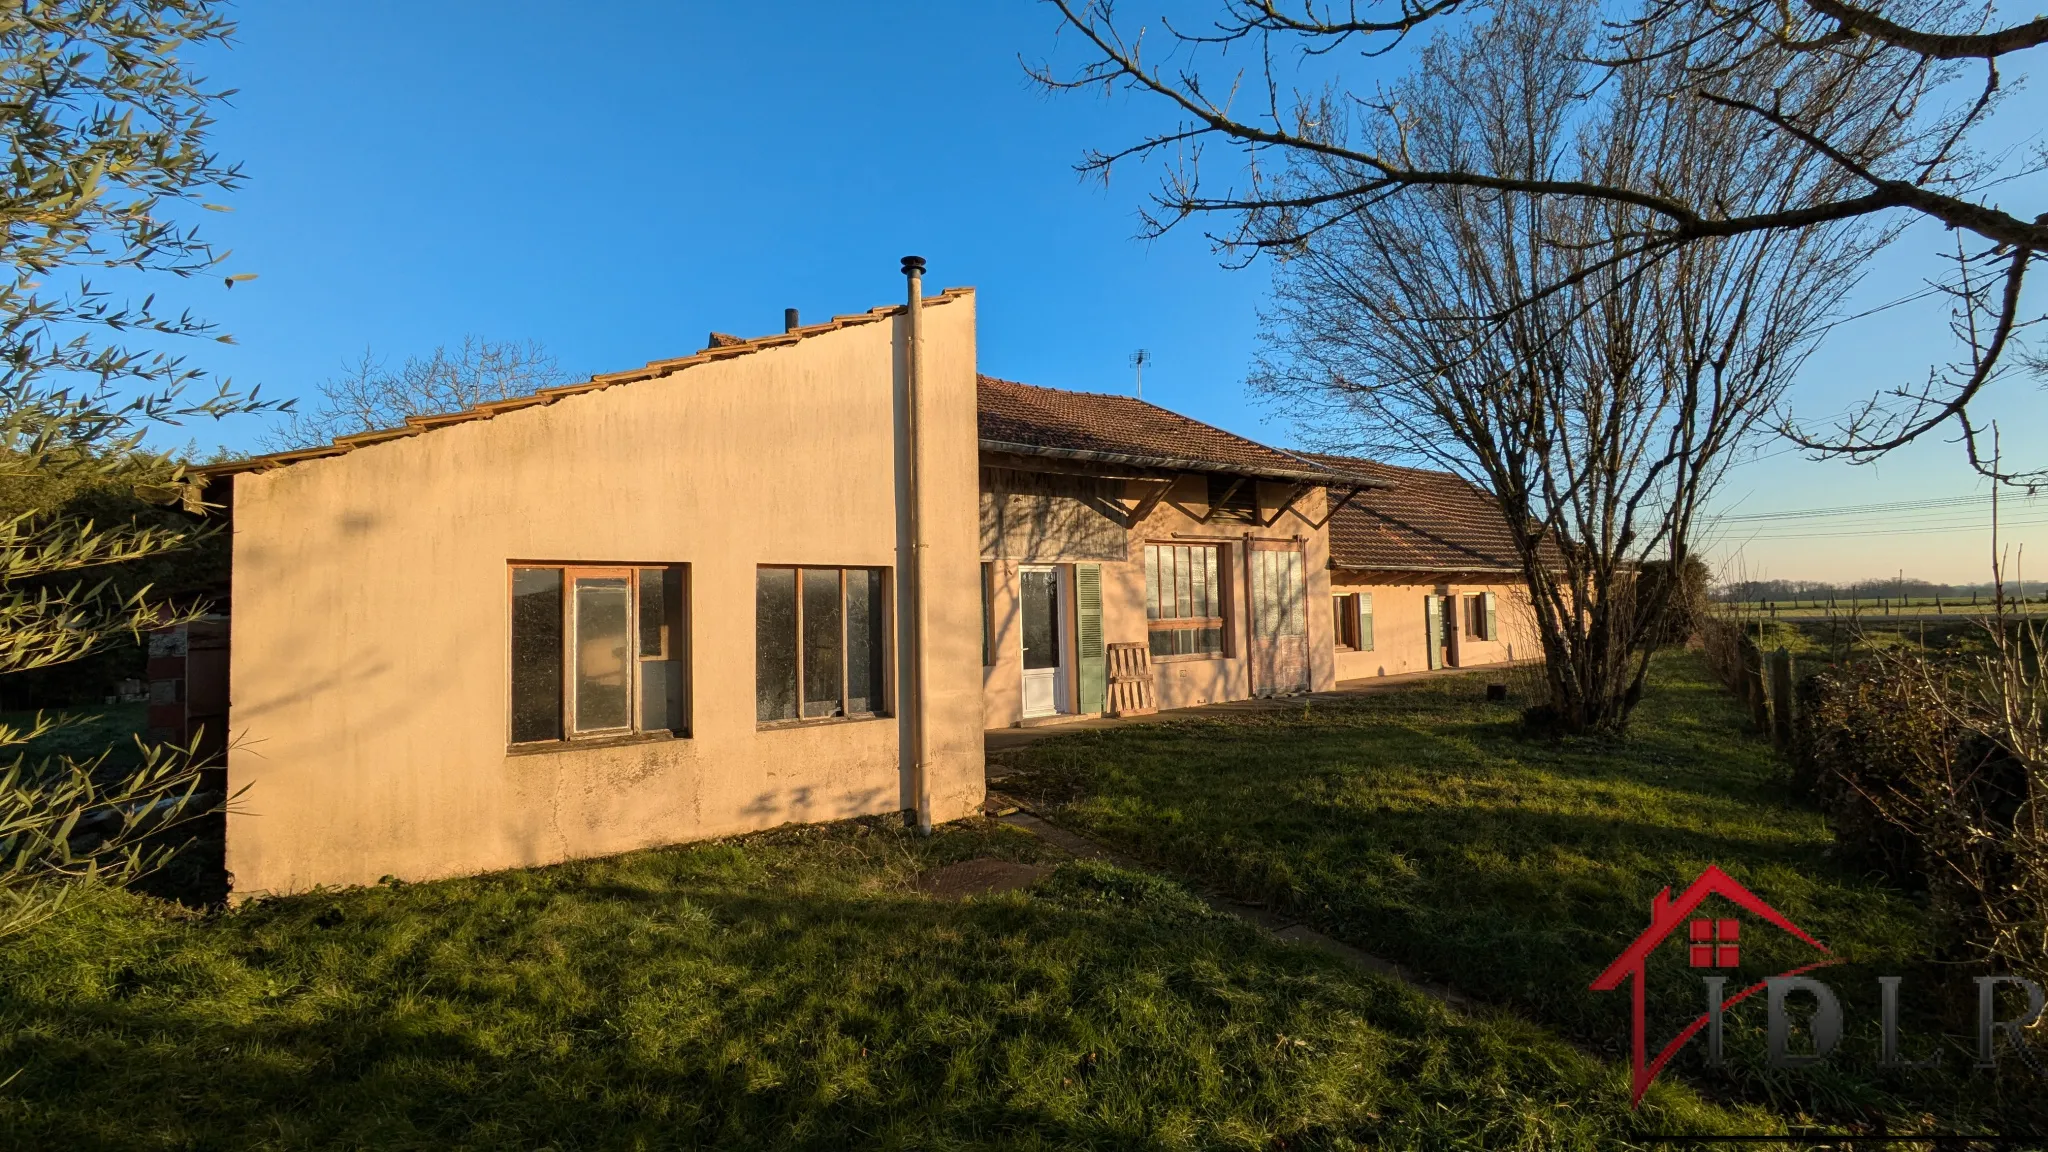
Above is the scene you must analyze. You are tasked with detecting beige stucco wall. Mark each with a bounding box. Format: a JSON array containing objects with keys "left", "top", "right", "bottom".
[
  {"left": 225, "top": 293, "right": 984, "bottom": 896},
  {"left": 981, "top": 474, "right": 1335, "bottom": 727},
  {"left": 1329, "top": 573, "right": 1539, "bottom": 681}
]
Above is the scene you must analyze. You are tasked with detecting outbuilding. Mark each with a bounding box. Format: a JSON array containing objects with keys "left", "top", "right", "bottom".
[{"left": 190, "top": 266, "right": 1543, "bottom": 897}]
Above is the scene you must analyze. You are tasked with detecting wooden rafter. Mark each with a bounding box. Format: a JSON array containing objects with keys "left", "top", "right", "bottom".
[
  {"left": 1304, "top": 485, "right": 1367, "bottom": 530},
  {"left": 1259, "top": 482, "right": 1311, "bottom": 527},
  {"left": 1200, "top": 476, "right": 1246, "bottom": 524},
  {"left": 1121, "top": 476, "right": 1177, "bottom": 527}
]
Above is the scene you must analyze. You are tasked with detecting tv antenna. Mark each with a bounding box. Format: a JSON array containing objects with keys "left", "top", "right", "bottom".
[{"left": 1130, "top": 349, "right": 1151, "bottom": 399}]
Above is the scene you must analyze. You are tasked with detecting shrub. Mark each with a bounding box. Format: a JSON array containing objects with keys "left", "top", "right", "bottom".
[
  {"left": 1635, "top": 556, "right": 1712, "bottom": 647},
  {"left": 1794, "top": 646, "right": 2047, "bottom": 973},
  {"left": 1794, "top": 663, "right": 1954, "bottom": 887}
]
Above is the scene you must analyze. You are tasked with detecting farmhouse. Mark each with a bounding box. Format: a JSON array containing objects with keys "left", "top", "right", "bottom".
[
  {"left": 179, "top": 265, "right": 1541, "bottom": 896},
  {"left": 1309, "top": 454, "right": 1545, "bottom": 679}
]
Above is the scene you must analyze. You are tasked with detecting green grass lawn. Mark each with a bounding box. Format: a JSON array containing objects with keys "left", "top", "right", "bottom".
[
  {"left": 2, "top": 703, "right": 148, "bottom": 762},
  {"left": 1000, "top": 651, "right": 2047, "bottom": 1137},
  {"left": 0, "top": 817, "right": 1768, "bottom": 1151}
]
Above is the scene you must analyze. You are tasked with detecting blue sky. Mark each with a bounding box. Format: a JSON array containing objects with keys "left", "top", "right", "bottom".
[{"left": 176, "top": 2, "right": 2045, "bottom": 586}]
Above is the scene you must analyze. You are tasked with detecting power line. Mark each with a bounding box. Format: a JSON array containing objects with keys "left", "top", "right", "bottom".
[
  {"left": 1716, "top": 492, "right": 2042, "bottom": 524},
  {"left": 1731, "top": 515, "right": 2048, "bottom": 541},
  {"left": 1729, "top": 508, "right": 2046, "bottom": 532}
]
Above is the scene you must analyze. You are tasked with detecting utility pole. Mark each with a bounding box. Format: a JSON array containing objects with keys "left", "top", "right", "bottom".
[{"left": 1130, "top": 349, "right": 1150, "bottom": 400}]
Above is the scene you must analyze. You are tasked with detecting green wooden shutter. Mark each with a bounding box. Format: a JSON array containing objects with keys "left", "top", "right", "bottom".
[
  {"left": 1424, "top": 594, "right": 1443, "bottom": 670},
  {"left": 1359, "top": 592, "right": 1374, "bottom": 652},
  {"left": 980, "top": 563, "right": 992, "bottom": 667},
  {"left": 1483, "top": 591, "right": 1497, "bottom": 642},
  {"left": 1076, "top": 563, "right": 1106, "bottom": 714}
]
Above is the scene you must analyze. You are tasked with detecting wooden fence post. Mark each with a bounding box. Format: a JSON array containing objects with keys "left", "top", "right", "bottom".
[
  {"left": 1769, "top": 648, "right": 1794, "bottom": 750},
  {"left": 1742, "top": 642, "right": 1770, "bottom": 733}
]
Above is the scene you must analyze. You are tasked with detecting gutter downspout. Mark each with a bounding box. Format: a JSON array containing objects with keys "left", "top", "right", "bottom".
[{"left": 901, "top": 255, "right": 933, "bottom": 835}]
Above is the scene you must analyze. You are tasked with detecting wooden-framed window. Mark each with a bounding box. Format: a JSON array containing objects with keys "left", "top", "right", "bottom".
[
  {"left": 756, "top": 566, "right": 889, "bottom": 724},
  {"left": 1334, "top": 592, "right": 1374, "bottom": 651},
  {"left": 510, "top": 564, "right": 687, "bottom": 746},
  {"left": 1463, "top": 592, "right": 1496, "bottom": 640},
  {"left": 1145, "top": 542, "right": 1226, "bottom": 658}
]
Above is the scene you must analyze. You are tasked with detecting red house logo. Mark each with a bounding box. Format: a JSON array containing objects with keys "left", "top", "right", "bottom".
[{"left": 1590, "top": 865, "right": 1838, "bottom": 1105}]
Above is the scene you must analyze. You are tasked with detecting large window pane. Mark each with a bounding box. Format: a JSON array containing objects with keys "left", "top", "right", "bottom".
[
  {"left": 801, "top": 568, "right": 843, "bottom": 718},
  {"left": 639, "top": 567, "right": 683, "bottom": 732},
  {"left": 638, "top": 568, "right": 668, "bottom": 657},
  {"left": 1281, "top": 553, "right": 1306, "bottom": 637},
  {"left": 756, "top": 569, "right": 798, "bottom": 722},
  {"left": 1144, "top": 546, "right": 1160, "bottom": 619},
  {"left": 573, "top": 577, "right": 631, "bottom": 732},
  {"left": 510, "top": 568, "right": 563, "bottom": 742},
  {"left": 640, "top": 658, "right": 683, "bottom": 732},
  {"left": 1202, "top": 549, "right": 1219, "bottom": 617},
  {"left": 1175, "top": 547, "right": 1192, "bottom": 617},
  {"left": 846, "top": 568, "right": 885, "bottom": 715},
  {"left": 1021, "top": 568, "right": 1059, "bottom": 670}
]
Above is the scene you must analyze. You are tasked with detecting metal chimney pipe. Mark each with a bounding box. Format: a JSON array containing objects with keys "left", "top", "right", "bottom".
[
  {"left": 784, "top": 307, "right": 800, "bottom": 333},
  {"left": 900, "top": 255, "right": 932, "bottom": 835}
]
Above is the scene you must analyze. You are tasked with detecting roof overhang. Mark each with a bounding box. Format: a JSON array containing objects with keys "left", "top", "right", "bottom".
[
  {"left": 1331, "top": 564, "right": 1526, "bottom": 577},
  {"left": 978, "top": 439, "right": 1393, "bottom": 490}
]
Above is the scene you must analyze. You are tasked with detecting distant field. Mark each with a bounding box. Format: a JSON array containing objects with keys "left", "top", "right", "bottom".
[{"left": 1715, "top": 597, "right": 2046, "bottom": 619}]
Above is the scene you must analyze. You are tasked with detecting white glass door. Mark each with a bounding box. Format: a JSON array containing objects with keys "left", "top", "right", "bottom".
[{"left": 1019, "top": 565, "right": 1066, "bottom": 717}]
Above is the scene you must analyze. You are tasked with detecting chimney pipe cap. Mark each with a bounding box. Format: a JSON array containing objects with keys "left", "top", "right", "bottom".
[
  {"left": 900, "top": 255, "right": 927, "bottom": 276},
  {"left": 783, "top": 307, "right": 800, "bottom": 332}
]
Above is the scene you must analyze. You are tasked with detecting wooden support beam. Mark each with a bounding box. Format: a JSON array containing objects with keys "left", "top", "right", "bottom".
[
  {"left": 1260, "top": 482, "right": 1311, "bottom": 527},
  {"left": 1200, "top": 477, "right": 1246, "bottom": 524},
  {"left": 1306, "top": 485, "right": 1368, "bottom": 530},
  {"left": 1122, "top": 476, "right": 1176, "bottom": 527}
]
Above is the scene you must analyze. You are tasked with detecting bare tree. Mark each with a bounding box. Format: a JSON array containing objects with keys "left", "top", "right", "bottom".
[
  {"left": 1251, "top": 1, "right": 1875, "bottom": 732},
  {"left": 1035, "top": 0, "right": 2048, "bottom": 480},
  {"left": 265, "top": 337, "right": 566, "bottom": 451}
]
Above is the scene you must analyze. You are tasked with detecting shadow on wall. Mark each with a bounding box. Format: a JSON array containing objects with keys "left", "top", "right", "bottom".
[
  {"left": 740, "top": 785, "right": 892, "bottom": 826},
  {"left": 979, "top": 468, "right": 1130, "bottom": 565}
]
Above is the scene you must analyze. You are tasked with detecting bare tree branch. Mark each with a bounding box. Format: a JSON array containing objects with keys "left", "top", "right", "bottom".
[
  {"left": 263, "top": 337, "right": 566, "bottom": 451},
  {"left": 1250, "top": 1, "right": 1869, "bottom": 732},
  {"left": 1035, "top": 0, "right": 2048, "bottom": 480},
  {"left": 1804, "top": 0, "right": 2048, "bottom": 60}
]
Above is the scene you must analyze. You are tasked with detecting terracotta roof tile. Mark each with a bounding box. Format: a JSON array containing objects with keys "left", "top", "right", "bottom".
[
  {"left": 977, "top": 376, "right": 1381, "bottom": 487},
  {"left": 1303, "top": 453, "right": 1543, "bottom": 575}
]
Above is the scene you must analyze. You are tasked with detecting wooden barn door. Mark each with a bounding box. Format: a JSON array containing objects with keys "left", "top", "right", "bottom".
[{"left": 1249, "top": 544, "right": 1309, "bottom": 697}]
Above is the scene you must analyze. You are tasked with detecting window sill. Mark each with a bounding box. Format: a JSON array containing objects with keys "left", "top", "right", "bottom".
[
  {"left": 757, "top": 712, "right": 894, "bottom": 733},
  {"left": 1151, "top": 652, "right": 1227, "bottom": 664},
  {"left": 506, "top": 730, "right": 687, "bottom": 757}
]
